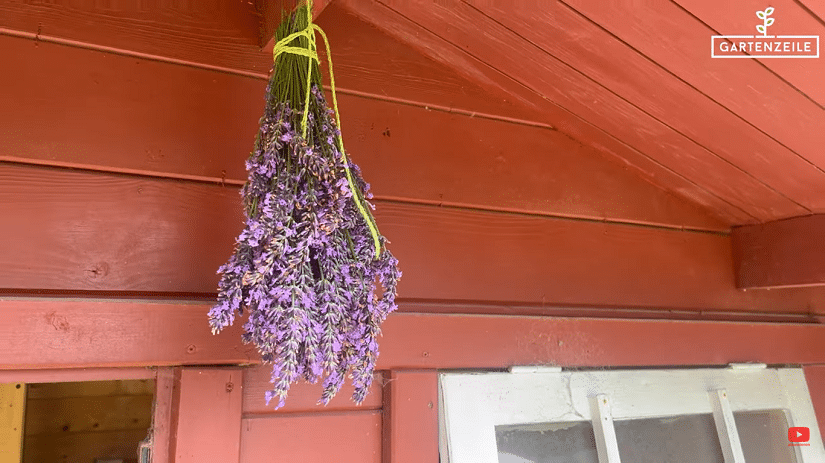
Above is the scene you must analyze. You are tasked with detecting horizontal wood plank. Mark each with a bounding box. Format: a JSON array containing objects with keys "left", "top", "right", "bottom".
[
  {"left": 0, "top": 1, "right": 546, "bottom": 128},
  {"left": 339, "top": 0, "right": 754, "bottom": 224},
  {"left": 561, "top": 0, "right": 825, "bottom": 186},
  {"left": 27, "top": 379, "right": 154, "bottom": 399},
  {"left": 240, "top": 411, "right": 382, "bottom": 463},
  {"left": 377, "top": 313, "right": 825, "bottom": 369},
  {"left": 476, "top": 0, "right": 825, "bottom": 211},
  {"left": 0, "top": 299, "right": 253, "bottom": 369},
  {"left": 2, "top": 164, "right": 825, "bottom": 310},
  {"left": 0, "top": 301, "right": 824, "bottom": 371},
  {"left": 25, "top": 394, "right": 153, "bottom": 435},
  {"left": 0, "top": 34, "right": 725, "bottom": 231},
  {"left": 675, "top": 0, "right": 825, "bottom": 107},
  {"left": 732, "top": 214, "right": 825, "bottom": 289},
  {"left": 347, "top": 0, "right": 807, "bottom": 221},
  {"left": 23, "top": 428, "right": 148, "bottom": 463},
  {"left": 243, "top": 366, "right": 382, "bottom": 414}
]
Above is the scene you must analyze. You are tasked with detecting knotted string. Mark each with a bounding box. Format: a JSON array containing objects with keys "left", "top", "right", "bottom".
[{"left": 272, "top": 0, "right": 382, "bottom": 259}]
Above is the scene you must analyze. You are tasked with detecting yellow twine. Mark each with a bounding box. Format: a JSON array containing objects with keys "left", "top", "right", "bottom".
[{"left": 271, "top": 0, "right": 382, "bottom": 259}]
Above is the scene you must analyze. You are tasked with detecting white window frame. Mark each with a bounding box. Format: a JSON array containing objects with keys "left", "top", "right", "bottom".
[{"left": 439, "top": 366, "right": 825, "bottom": 463}]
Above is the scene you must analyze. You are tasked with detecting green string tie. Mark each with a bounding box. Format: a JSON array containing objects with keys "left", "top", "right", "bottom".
[{"left": 272, "top": 1, "right": 382, "bottom": 260}]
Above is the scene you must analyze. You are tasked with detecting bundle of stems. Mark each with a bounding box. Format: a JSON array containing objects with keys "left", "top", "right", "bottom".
[{"left": 209, "top": 2, "right": 400, "bottom": 408}]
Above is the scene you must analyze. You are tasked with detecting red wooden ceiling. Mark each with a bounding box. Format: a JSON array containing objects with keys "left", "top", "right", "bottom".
[{"left": 338, "top": 0, "right": 825, "bottom": 225}]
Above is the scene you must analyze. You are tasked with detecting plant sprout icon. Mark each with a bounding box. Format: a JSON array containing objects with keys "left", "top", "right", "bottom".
[{"left": 756, "top": 7, "right": 775, "bottom": 36}]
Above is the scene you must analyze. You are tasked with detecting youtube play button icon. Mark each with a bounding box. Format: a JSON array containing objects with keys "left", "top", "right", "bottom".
[{"left": 788, "top": 426, "right": 810, "bottom": 445}]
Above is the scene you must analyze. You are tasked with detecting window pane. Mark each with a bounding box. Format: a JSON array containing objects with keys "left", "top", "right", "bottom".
[
  {"left": 495, "top": 421, "right": 599, "bottom": 463},
  {"left": 614, "top": 414, "right": 724, "bottom": 463},
  {"left": 735, "top": 409, "right": 798, "bottom": 463}
]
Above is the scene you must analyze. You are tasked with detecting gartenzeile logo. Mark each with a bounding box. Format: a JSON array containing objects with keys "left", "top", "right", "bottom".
[{"left": 711, "top": 7, "right": 819, "bottom": 58}]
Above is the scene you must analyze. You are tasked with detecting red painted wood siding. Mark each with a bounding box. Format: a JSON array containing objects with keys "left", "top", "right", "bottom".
[{"left": 240, "top": 412, "right": 382, "bottom": 463}]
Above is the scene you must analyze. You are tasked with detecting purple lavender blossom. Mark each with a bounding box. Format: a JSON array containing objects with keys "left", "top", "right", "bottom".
[{"left": 209, "top": 84, "right": 401, "bottom": 409}]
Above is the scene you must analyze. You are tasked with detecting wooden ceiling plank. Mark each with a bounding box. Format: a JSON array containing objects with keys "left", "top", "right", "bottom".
[
  {"left": 673, "top": 0, "right": 825, "bottom": 107},
  {"left": 337, "top": 0, "right": 753, "bottom": 224},
  {"left": 798, "top": 0, "right": 825, "bottom": 23},
  {"left": 561, "top": 0, "right": 825, "bottom": 176},
  {"left": 365, "top": 0, "right": 806, "bottom": 221},
  {"left": 474, "top": 1, "right": 825, "bottom": 211},
  {"left": 732, "top": 214, "right": 825, "bottom": 289},
  {"left": 3, "top": 164, "right": 825, "bottom": 312},
  {"left": 0, "top": 35, "right": 727, "bottom": 231}
]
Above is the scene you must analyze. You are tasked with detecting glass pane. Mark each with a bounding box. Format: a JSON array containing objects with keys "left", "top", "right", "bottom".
[
  {"left": 614, "top": 414, "right": 724, "bottom": 463},
  {"left": 735, "top": 409, "right": 798, "bottom": 463},
  {"left": 495, "top": 421, "right": 599, "bottom": 463}
]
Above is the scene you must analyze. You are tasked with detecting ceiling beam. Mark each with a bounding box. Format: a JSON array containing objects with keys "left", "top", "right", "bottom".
[
  {"left": 733, "top": 214, "right": 825, "bottom": 289},
  {"left": 258, "top": 0, "right": 332, "bottom": 52}
]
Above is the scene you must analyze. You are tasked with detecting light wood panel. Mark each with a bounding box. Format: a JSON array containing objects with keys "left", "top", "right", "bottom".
[
  {"left": 23, "top": 429, "right": 146, "bottom": 463},
  {"left": 26, "top": 379, "right": 154, "bottom": 399},
  {"left": 0, "top": 34, "right": 723, "bottom": 230},
  {"left": 240, "top": 411, "right": 382, "bottom": 463},
  {"left": 0, "top": 383, "right": 24, "bottom": 463},
  {"left": 243, "top": 366, "right": 382, "bottom": 414},
  {"left": 25, "top": 395, "right": 153, "bottom": 435}
]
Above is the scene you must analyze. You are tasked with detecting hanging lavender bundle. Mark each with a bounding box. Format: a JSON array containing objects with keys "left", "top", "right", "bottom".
[{"left": 208, "top": 2, "right": 400, "bottom": 409}]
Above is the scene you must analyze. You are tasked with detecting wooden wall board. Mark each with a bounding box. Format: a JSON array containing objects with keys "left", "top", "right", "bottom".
[
  {"left": 0, "top": 2, "right": 549, "bottom": 129},
  {"left": 561, "top": 0, "right": 825, "bottom": 182},
  {"left": 343, "top": 0, "right": 807, "bottom": 222},
  {"left": 0, "top": 299, "right": 253, "bottom": 369},
  {"left": 377, "top": 313, "right": 825, "bottom": 369},
  {"left": 473, "top": 0, "right": 825, "bottom": 211},
  {"left": 382, "top": 370, "right": 439, "bottom": 463},
  {"left": 23, "top": 428, "right": 147, "bottom": 463},
  {"left": 0, "top": 300, "right": 825, "bottom": 373},
  {"left": 3, "top": 164, "right": 825, "bottom": 310},
  {"left": 674, "top": 0, "right": 825, "bottom": 107},
  {"left": 0, "top": 369, "right": 153, "bottom": 385},
  {"left": 243, "top": 366, "right": 382, "bottom": 414},
  {"left": 338, "top": 0, "right": 755, "bottom": 224},
  {"left": 0, "top": 0, "right": 265, "bottom": 74},
  {"left": 172, "top": 368, "right": 244, "bottom": 463},
  {"left": 0, "top": 35, "right": 726, "bottom": 231},
  {"left": 151, "top": 368, "right": 175, "bottom": 463},
  {"left": 805, "top": 365, "right": 825, "bottom": 443},
  {"left": 732, "top": 214, "right": 825, "bottom": 289},
  {"left": 0, "top": 383, "right": 25, "bottom": 463},
  {"left": 24, "top": 394, "right": 153, "bottom": 435},
  {"left": 0, "top": 164, "right": 243, "bottom": 293},
  {"left": 26, "top": 379, "right": 153, "bottom": 399},
  {"left": 239, "top": 411, "right": 382, "bottom": 463}
]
